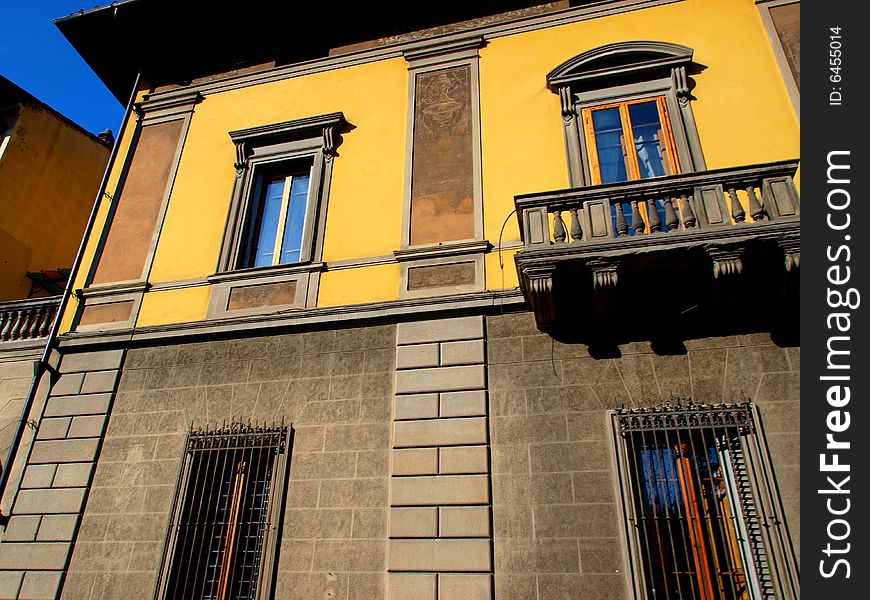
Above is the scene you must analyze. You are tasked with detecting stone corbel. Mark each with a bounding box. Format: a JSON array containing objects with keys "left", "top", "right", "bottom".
[
  {"left": 323, "top": 125, "right": 337, "bottom": 162},
  {"left": 234, "top": 141, "right": 250, "bottom": 174},
  {"left": 558, "top": 86, "right": 576, "bottom": 123},
  {"left": 705, "top": 245, "right": 744, "bottom": 279},
  {"left": 588, "top": 258, "right": 619, "bottom": 314},
  {"left": 778, "top": 237, "right": 800, "bottom": 272},
  {"left": 672, "top": 65, "right": 690, "bottom": 107},
  {"left": 589, "top": 258, "right": 618, "bottom": 289},
  {"left": 522, "top": 263, "right": 557, "bottom": 329}
]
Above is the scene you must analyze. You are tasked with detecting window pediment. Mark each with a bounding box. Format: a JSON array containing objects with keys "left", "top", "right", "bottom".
[{"left": 547, "top": 41, "right": 693, "bottom": 89}]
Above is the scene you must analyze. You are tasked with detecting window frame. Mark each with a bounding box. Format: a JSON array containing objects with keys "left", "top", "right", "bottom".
[
  {"left": 547, "top": 41, "right": 706, "bottom": 189},
  {"left": 154, "top": 423, "right": 291, "bottom": 600},
  {"left": 609, "top": 402, "right": 800, "bottom": 600},
  {"left": 208, "top": 113, "right": 345, "bottom": 318},
  {"left": 757, "top": 0, "right": 800, "bottom": 119}
]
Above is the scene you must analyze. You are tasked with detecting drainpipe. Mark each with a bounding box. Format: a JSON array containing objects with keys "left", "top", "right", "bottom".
[{"left": 0, "top": 69, "right": 143, "bottom": 520}]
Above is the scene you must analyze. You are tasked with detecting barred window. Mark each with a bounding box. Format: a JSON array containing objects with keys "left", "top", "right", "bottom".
[
  {"left": 611, "top": 402, "right": 798, "bottom": 600},
  {"left": 156, "top": 423, "right": 290, "bottom": 600}
]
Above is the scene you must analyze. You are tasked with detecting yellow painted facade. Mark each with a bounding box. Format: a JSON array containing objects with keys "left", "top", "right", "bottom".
[
  {"left": 67, "top": 0, "right": 799, "bottom": 331},
  {"left": 0, "top": 105, "right": 109, "bottom": 302}
]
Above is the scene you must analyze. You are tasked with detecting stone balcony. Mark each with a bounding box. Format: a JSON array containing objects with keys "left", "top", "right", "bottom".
[
  {"left": 0, "top": 297, "right": 59, "bottom": 344},
  {"left": 513, "top": 160, "right": 800, "bottom": 329}
]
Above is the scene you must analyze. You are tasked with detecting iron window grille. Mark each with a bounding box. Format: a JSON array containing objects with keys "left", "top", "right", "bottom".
[
  {"left": 155, "top": 422, "right": 290, "bottom": 600},
  {"left": 610, "top": 402, "right": 799, "bottom": 600}
]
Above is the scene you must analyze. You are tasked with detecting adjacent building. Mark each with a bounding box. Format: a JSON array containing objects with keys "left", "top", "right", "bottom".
[
  {"left": 0, "top": 75, "right": 110, "bottom": 505},
  {"left": 0, "top": 1, "right": 800, "bottom": 598}
]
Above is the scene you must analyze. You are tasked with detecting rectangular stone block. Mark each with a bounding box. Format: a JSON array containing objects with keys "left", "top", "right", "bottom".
[
  {"left": 439, "top": 446, "right": 488, "bottom": 474},
  {"left": 53, "top": 463, "right": 93, "bottom": 488},
  {"left": 0, "top": 543, "right": 70, "bottom": 570},
  {"left": 37, "top": 515, "right": 79, "bottom": 541},
  {"left": 19, "top": 571, "right": 63, "bottom": 600},
  {"left": 388, "top": 539, "right": 491, "bottom": 572},
  {"left": 35, "top": 417, "right": 71, "bottom": 441},
  {"left": 394, "top": 394, "right": 439, "bottom": 420},
  {"left": 14, "top": 488, "right": 86, "bottom": 515},
  {"left": 67, "top": 415, "right": 107, "bottom": 438},
  {"left": 51, "top": 373, "right": 84, "bottom": 396},
  {"left": 20, "top": 464, "right": 56, "bottom": 489},
  {"left": 440, "top": 506, "right": 490, "bottom": 537},
  {"left": 396, "top": 344, "right": 439, "bottom": 369},
  {"left": 441, "top": 339, "right": 485, "bottom": 366},
  {"left": 392, "top": 448, "right": 438, "bottom": 476},
  {"left": 391, "top": 475, "right": 489, "bottom": 506},
  {"left": 440, "top": 390, "right": 487, "bottom": 418},
  {"left": 440, "top": 574, "right": 492, "bottom": 600},
  {"left": 394, "top": 417, "right": 487, "bottom": 448},
  {"left": 396, "top": 365, "right": 485, "bottom": 394},
  {"left": 81, "top": 370, "right": 120, "bottom": 394},
  {"left": 60, "top": 350, "right": 125, "bottom": 373},
  {"left": 2, "top": 516, "right": 41, "bottom": 542},
  {"left": 43, "top": 393, "right": 111, "bottom": 417},
  {"left": 389, "top": 574, "right": 436, "bottom": 600},
  {"left": 389, "top": 507, "right": 437, "bottom": 538},
  {"left": 29, "top": 439, "right": 99, "bottom": 464},
  {"left": 397, "top": 316, "right": 483, "bottom": 345},
  {"left": 0, "top": 571, "right": 23, "bottom": 599}
]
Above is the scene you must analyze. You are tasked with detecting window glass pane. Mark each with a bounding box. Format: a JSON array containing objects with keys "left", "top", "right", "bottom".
[
  {"left": 628, "top": 101, "right": 667, "bottom": 179},
  {"left": 591, "top": 107, "right": 628, "bottom": 183},
  {"left": 252, "top": 178, "right": 285, "bottom": 267},
  {"left": 279, "top": 173, "right": 310, "bottom": 264}
]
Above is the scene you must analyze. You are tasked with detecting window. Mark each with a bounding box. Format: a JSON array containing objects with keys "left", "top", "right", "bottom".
[
  {"left": 582, "top": 96, "right": 682, "bottom": 234},
  {"left": 548, "top": 42, "right": 707, "bottom": 237},
  {"left": 156, "top": 423, "right": 290, "bottom": 600},
  {"left": 611, "top": 403, "right": 798, "bottom": 600},
  {"left": 240, "top": 164, "right": 313, "bottom": 268},
  {"left": 583, "top": 97, "right": 679, "bottom": 185},
  {"left": 208, "top": 113, "right": 346, "bottom": 317},
  {"left": 548, "top": 41, "right": 706, "bottom": 189}
]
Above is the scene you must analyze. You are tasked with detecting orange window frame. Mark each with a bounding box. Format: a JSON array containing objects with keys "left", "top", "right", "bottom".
[{"left": 582, "top": 96, "right": 681, "bottom": 185}]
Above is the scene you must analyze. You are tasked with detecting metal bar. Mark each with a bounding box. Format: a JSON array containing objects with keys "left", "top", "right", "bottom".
[
  {"left": 631, "top": 426, "right": 672, "bottom": 599},
  {"left": 659, "top": 422, "right": 693, "bottom": 599}
]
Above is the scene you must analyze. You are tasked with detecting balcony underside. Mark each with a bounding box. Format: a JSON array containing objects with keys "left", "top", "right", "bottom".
[{"left": 513, "top": 160, "right": 800, "bottom": 331}]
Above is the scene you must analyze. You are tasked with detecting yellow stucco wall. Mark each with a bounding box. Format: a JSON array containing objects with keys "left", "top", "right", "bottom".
[
  {"left": 66, "top": 0, "right": 799, "bottom": 331},
  {"left": 0, "top": 106, "right": 109, "bottom": 302}
]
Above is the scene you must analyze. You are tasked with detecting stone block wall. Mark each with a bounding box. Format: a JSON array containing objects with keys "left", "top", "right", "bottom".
[
  {"left": 60, "top": 325, "right": 396, "bottom": 600},
  {"left": 486, "top": 311, "right": 800, "bottom": 600},
  {"left": 0, "top": 349, "right": 123, "bottom": 600},
  {"left": 389, "top": 316, "right": 492, "bottom": 600}
]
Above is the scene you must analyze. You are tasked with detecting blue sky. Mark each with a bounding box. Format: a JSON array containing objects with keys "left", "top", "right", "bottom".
[{"left": 1, "top": 1, "right": 124, "bottom": 136}]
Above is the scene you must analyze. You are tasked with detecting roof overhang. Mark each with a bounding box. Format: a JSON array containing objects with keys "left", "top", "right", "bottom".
[{"left": 55, "top": 0, "right": 570, "bottom": 103}]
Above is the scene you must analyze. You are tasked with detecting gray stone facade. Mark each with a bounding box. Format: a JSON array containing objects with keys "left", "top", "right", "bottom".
[
  {"left": 59, "top": 325, "right": 396, "bottom": 600},
  {"left": 486, "top": 311, "right": 800, "bottom": 600},
  {"left": 0, "top": 310, "right": 799, "bottom": 599}
]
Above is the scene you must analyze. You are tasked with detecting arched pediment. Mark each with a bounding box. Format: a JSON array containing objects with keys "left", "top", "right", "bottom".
[{"left": 547, "top": 41, "right": 694, "bottom": 88}]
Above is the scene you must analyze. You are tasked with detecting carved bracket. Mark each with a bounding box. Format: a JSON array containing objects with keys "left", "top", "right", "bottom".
[
  {"left": 588, "top": 258, "right": 619, "bottom": 315},
  {"left": 672, "top": 65, "right": 690, "bottom": 107},
  {"left": 522, "top": 263, "right": 557, "bottom": 329},
  {"left": 323, "top": 125, "right": 337, "bottom": 161},
  {"left": 778, "top": 238, "right": 800, "bottom": 272},
  {"left": 705, "top": 245, "right": 744, "bottom": 279},
  {"left": 558, "top": 86, "right": 576, "bottom": 122},
  {"left": 588, "top": 258, "right": 619, "bottom": 289},
  {"left": 234, "top": 141, "right": 250, "bottom": 174}
]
